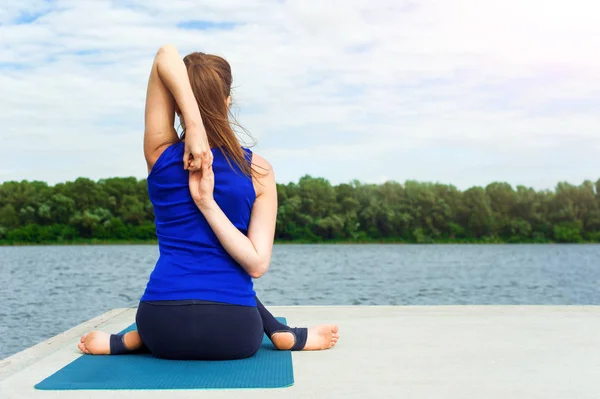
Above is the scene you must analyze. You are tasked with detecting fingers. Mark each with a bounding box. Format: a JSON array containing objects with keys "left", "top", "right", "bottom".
[
  {"left": 201, "top": 154, "right": 213, "bottom": 172},
  {"left": 184, "top": 148, "right": 213, "bottom": 172},
  {"left": 182, "top": 150, "right": 190, "bottom": 171},
  {"left": 198, "top": 150, "right": 213, "bottom": 165},
  {"left": 196, "top": 151, "right": 213, "bottom": 171}
]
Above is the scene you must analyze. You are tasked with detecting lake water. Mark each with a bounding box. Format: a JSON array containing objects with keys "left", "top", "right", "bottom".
[{"left": 1, "top": 244, "right": 599, "bottom": 359}]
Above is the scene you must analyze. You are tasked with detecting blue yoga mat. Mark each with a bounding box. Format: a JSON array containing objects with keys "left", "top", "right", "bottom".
[{"left": 35, "top": 317, "right": 293, "bottom": 390}]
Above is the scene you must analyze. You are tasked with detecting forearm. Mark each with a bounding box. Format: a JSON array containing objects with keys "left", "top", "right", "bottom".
[
  {"left": 198, "top": 200, "right": 267, "bottom": 278},
  {"left": 154, "top": 44, "right": 202, "bottom": 131}
]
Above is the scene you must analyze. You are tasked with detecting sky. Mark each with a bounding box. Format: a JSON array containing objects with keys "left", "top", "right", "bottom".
[{"left": 1, "top": 0, "right": 599, "bottom": 190}]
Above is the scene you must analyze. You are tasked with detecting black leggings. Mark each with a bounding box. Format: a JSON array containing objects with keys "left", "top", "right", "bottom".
[{"left": 130, "top": 297, "right": 307, "bottom": 360}]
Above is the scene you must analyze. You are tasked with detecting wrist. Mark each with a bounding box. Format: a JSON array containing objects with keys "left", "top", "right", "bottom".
[
  {"left": 182, "top": 119, "right": 205, "bottom": 139},
  {"left": 196, "top": 198, "right": 217, "bottom": 212},
  {"left": 181, "top": 110, "right": 202, "bottom": 129}
]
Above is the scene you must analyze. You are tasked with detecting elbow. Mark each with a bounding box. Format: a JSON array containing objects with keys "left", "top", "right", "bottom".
[
  {"left": 249, "top": 271, "right": 263, "bottom": 279},
  {"left": 155, "top": 44, "right": 179, "bottom": 62},
  {"left": 157, "top": 44, "right": 178, "bottom": 55},
  {"left": 248, "top": 269, "right": 265, "bottom": 279},
  {"left": 248, "top": 263, "right": 269, "bottom": 279}
]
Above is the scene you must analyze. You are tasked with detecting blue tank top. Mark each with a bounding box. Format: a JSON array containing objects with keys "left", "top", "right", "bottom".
[{"left": 140, "top": 141, "right": 257, "bottom": 306}]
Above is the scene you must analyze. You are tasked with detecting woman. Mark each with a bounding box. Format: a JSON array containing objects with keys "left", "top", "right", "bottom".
[{"left": 77, "top": 44, "right": 338, "bottom": 360}]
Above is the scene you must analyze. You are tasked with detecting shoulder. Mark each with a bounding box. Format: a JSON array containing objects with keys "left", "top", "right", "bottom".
[
  {"left": 250, "top": 151, "right": 272, "bottom": 174},
  {"left": 247, "top": 151, "right": 275, "bottom": 196}
]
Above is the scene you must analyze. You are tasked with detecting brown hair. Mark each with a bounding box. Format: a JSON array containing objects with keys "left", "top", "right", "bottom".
[{"left": 182, "top": 52, "right": 265, "bottom": 180}]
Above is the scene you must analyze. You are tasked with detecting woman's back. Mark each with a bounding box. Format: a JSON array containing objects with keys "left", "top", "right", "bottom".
[
  {"left": 78, "top": 46, "right": 338, "bottom": 361},
  {"left": 141, "top": 141, "right": 257, "bottom": 306}
]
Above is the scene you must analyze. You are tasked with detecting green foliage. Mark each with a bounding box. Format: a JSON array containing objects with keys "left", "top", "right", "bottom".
[
  {"left": 0, "top": 204, "right": 19, "bottom": 228},
  {"left": 0, "top": 176, "right": 599, "bottom": 244},
  {"left": 553, "top": 221, "right": 583, "bottom": 243}
]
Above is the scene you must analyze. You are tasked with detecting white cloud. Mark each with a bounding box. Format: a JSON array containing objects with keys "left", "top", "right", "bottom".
[{"left": 1, "top": 0, "right": 599, "bottom": 190}]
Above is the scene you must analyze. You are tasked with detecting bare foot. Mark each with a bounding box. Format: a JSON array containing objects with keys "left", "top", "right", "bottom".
[
  {"left": 78, "top": 330, "right": 110, "bottom": 355},
  {"left": 271, "top": 325, "right": 339, "bottom": 351},
  {"left": 77, "top": 330, "right": 143, "bottom": 355}
]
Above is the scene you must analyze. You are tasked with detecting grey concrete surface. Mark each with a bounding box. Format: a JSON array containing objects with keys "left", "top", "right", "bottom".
[{"left": 1, "top": 306, "right": 599, "bottom": 398}]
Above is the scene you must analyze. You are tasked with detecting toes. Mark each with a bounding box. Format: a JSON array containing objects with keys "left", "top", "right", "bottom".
[
  {"left": 331, "top": 325, "right": 339, "bottom": 334},
  {"left": 77, "top": 342, "right": 89, "bottom": 354},
  {"left": 330, "top": 333, "right": 339, "bottom": 348},
  {"left": 80, "top": 333, "right": 88, "bottom": 343}
]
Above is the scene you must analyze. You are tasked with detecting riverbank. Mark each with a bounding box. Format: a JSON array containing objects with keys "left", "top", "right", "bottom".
[
  {"left": 3, "top": 238, "right": 600, "bottom": 246},
  {"left": 2, "top": 306, "right": 599, "bottom": 398},
  {"left": 0, "top": 239, "right": 160, "bottom": 246}
]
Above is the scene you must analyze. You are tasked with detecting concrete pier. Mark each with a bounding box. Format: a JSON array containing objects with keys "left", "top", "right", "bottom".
[{"left": 1, "top": 306, "right": 600, "bottom": 398}]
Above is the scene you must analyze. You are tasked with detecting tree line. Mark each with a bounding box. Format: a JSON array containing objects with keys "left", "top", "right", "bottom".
[{"left": 1, "top": 176, "right": 599, "bottom": 244}]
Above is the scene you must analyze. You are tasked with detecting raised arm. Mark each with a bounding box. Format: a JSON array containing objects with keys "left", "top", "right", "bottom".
[
  {"left": 189, "top": 154, "right": 277, "bottom": 278},
  {"left": 144, "top": 44, "right": 208, "bottom": 173}
]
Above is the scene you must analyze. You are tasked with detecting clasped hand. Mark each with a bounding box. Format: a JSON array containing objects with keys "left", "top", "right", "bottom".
[
  {"left": 184, "top": 127, "right": 215, "bottom": 207},
  {"left": 183, "top": 126, "right": 213, "bottom": 172}
]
